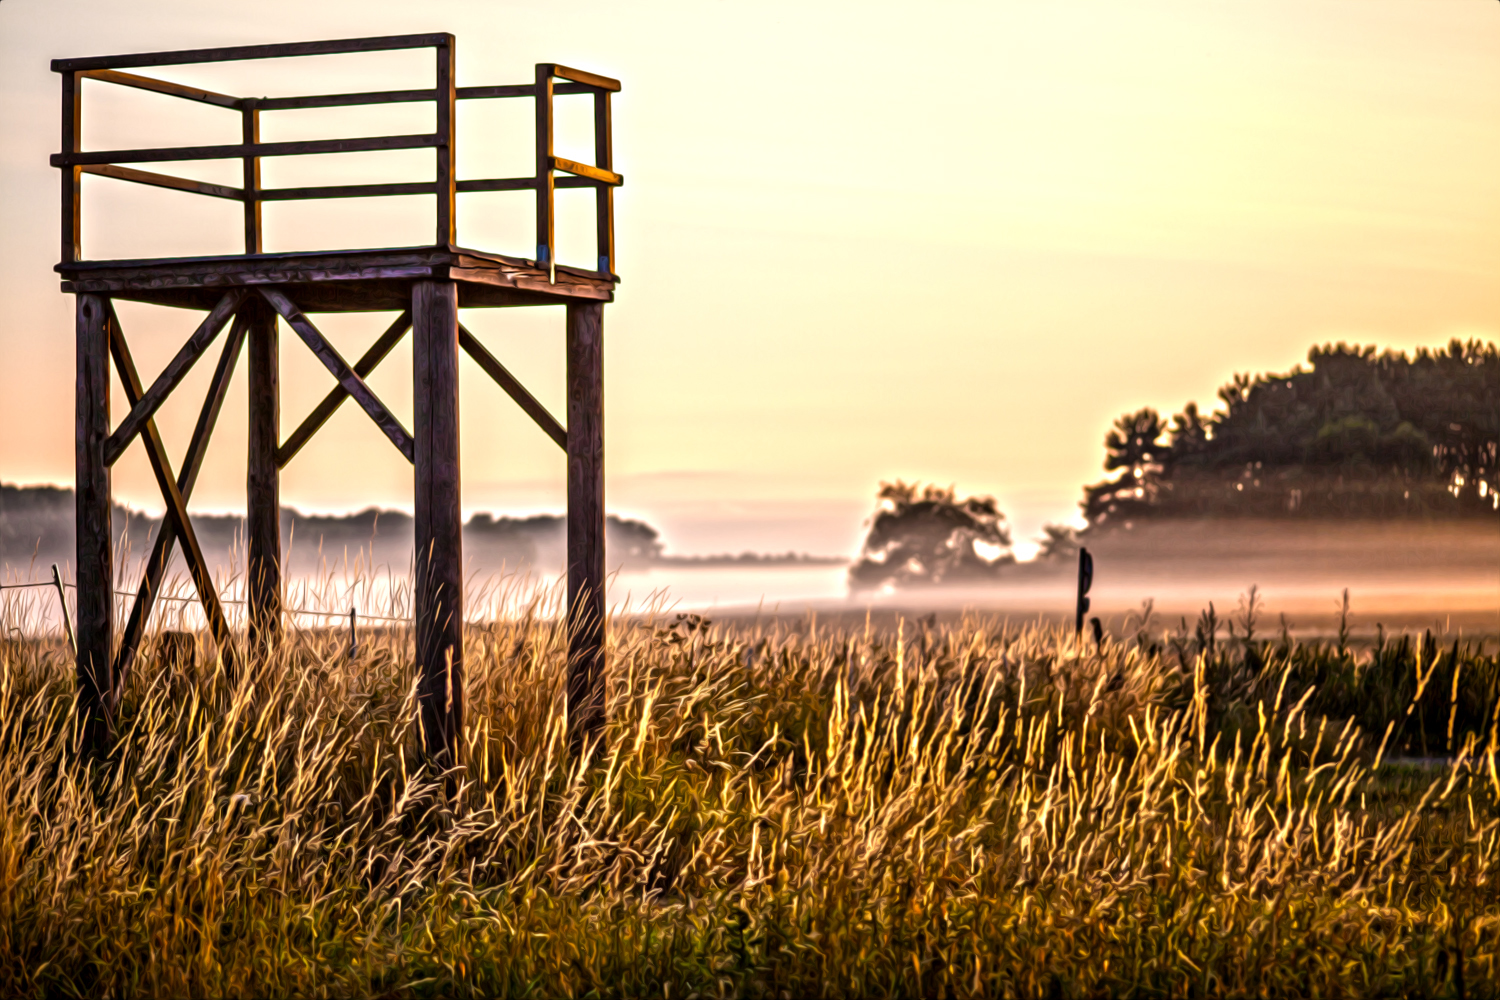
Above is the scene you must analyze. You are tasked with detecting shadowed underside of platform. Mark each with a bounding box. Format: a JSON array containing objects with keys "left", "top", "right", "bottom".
[{"left": 58, "top": 247, "right": 616, "bottom": 312}]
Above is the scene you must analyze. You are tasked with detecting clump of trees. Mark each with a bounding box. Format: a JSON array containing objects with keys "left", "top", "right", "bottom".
[
  {"left": 849, "top": 481, "right": 1013, "bottom": 590},
  {"left": 1084, "top": 340, "right": 1499, "bottom": 526}
]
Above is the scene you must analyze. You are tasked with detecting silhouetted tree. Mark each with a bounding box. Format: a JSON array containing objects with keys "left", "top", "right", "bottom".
[
  {"left": 849, "top": 481, "right": 1013, "bottom": 591},
  {"left": 1080, "top": 339, "right": 1499, "bottom": 525}
]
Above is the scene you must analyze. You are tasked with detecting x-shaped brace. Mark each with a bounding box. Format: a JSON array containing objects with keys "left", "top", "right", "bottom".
[{"left": 106, "top": 302, "right": 239, "bottom": 690}]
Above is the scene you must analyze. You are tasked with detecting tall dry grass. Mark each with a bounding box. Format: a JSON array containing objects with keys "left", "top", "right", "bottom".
[{"left": 1, "top": 576, "right": 1497, "bottom": 997}]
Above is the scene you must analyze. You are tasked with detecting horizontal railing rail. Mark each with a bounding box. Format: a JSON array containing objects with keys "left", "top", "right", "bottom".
[{"left": 54, "top": 34, "right": 620, "bottom": 276}]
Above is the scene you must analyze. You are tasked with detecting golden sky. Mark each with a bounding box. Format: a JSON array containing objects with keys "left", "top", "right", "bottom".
[{"left": 1, "top": 0, "right": 1496, "bottom": 555}]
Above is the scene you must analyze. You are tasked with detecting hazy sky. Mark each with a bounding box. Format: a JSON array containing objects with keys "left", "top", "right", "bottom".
[{"left": 1, "top": 0, "right": 1497, "bottom": 557}]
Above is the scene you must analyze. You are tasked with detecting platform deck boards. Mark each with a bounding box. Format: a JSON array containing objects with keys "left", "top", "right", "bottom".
[{"left": 57, "top": 246, "right": 617, "bottom": 311}]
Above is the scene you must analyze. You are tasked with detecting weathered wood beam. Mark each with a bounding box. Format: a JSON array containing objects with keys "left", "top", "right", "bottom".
[
  {"left": 52, "top": 33, "right": 454, "bottom": 72},
  {"left": 51, "top": 132, "right": 441, "bottom": 168},
  {"left": 246, "top": 296, "right": 280, "bottom": 651},
  {"left": 413, "top": 280, "right": 464, "bottom": 765},
  {"left": 550, "top": 157, "right": 622, "bottom": 187},
  {"left": 79, "top": 68, "right": 241, "bottom": 108},
  {"left": 112, "top": 312, "right": 247, "bottom": 696},
  {"left": 594, "top": 88, "right": 615, "bottom": 276},
  {"left": 107, "top": 308, "right": 238, "bottom": 679},
  {"left": 258, "top": 181, "right": 435, "bottom": 202},
  {"left": 61, "top": 70, "right": 81, "bottom": 264},
  {"left": 258, "top": 287, "right": 415, "bottom": 463},
  {"left": 74, "top": 294, "right": 114, "bottom": 748},
  {"left": 242, "top": 100, "right": 261, "bottom": 253},
  {"left": 81, "top": 163, "right": 243, "bottom": 201},
  {"left": 277, "top": 311, "right": 412, "bottom": 468},
  {"left": 535, "top": 64, "right": 554, "bottom": 277},
  {"left": 548, "top": 65, "right": 621, "bottom": 93},
  {"left": 566, "top": 301, "right": 606, "bottom": 751},
  {"left": 436, "top": 40, "right": 457, "bottom": 247},
  {"left": 457, "top": 324, "right": 566, "bottom": 450},
  {"left": 103, "top": 289, "right": 245, "bottom": 466}
]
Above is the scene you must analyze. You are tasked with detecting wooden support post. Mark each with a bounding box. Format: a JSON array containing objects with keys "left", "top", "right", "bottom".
[
  {"left": 412, "top": 280, "right": 463, "bottom": 765},
  {"left": 75, "top": 293, "right": 114, "bottom": 746},
  {"left": 241, "top": 98, "right": 261, "bottom": 254},
  {"left": 593, "top": 88, "right": 614, "bottom": 275},
  {"left": 566, "top": 300, "right": 605, "bottom": 750},
  {"left": 246, "top": 295, "right": 281, "bottom": 650},
  {"left": 534, "top": 63, "right": 555, "bottom": 277},
  {"left": 435, "top": 37, "right": 456, "bottom": 248},
  {"left": 60, "top": 70, "right": 81, "bottom": 264}
]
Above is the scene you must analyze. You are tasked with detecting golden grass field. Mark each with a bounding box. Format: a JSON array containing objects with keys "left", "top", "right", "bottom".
[{"left": 1, "top": 572, "right": 1498, "bottom": 997}]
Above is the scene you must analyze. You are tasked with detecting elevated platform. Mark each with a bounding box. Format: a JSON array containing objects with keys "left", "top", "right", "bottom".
[{"left": 58, "top": 246, "right": 616, "bottom": 312}]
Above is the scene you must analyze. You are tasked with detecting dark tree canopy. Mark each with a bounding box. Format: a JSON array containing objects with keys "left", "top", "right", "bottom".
[
  {"left": 849, "top": 481, "right": 1013, "bottom": 591},
  {"left": 1083, "top": 340, "right": 1499, "bottom": 526}
]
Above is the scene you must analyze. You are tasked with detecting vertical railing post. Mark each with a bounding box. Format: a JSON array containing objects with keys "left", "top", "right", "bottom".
[
  {"left": 566, "top": 301, "right": 606, "bottom": 751},
  {"left": 435, "top": 36, "right": 457, "bottom": 248},
  {"left": 60, "top": 69, "right": 81, "bottom": 264},
  {"left": 246, "top": 295, "right": 281, "bottom": 651},
  {"left": 412, "top": 279, "right": 464, "bottom": 766},
  {"left": 593, "top": 87, "right": 614, "bottom": 276},
  {"left": 534, "top": 63, "right": 555, "bottom": 281},
  {"left": 241, "top": 98, "right": 261, "bottom": 254},
  {"left": 75, "top": 293, "right": 114, "bottom": 748}
]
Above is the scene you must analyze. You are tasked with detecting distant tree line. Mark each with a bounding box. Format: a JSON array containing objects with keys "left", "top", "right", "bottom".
[
  {"left": 1083, "top": 340, "right": 1499, "bottom": 526},
  {"left": 849, "top": 481, "right": 1012, "bottom": 591}
]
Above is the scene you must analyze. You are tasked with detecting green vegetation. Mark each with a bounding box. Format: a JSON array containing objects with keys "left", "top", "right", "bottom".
[
  {"left": 1085, "top": 339, "right": 1499, "bottom": 526},
  {"left": 2, "top": 578, "right": 1498, "bottom": 996}
]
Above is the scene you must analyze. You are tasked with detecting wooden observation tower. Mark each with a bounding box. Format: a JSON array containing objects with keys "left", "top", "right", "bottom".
[{"left": 51, "top": 34, "right": 621, "bottom": 760}]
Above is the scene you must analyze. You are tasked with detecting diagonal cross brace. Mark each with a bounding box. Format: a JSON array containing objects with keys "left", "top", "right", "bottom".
[
  {"left": 457, "top": 323, "right": 566, "bottom": 450},
  {"left": 103, "top": 288, "right": 245, "bottom": 466},
  {"left": 277, "top": 309, "right": 412, "bottom": 468},
  {"left": 106, "top": 306, "right": 238, "bottom": 678},
  {"left": 258, "top": 287, "right": 415, "bottom": 464},
  {"left": 111, "top": 309, "right": 248, "bottom": 700}
]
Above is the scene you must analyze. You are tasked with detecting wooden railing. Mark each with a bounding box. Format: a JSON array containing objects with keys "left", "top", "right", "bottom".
[{"left": 51, "top": 33, "right": 621, "bottom": 277}]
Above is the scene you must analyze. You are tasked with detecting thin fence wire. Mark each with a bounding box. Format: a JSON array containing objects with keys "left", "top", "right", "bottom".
[{"left": 1, "top": 578, "right": 409, "bottom": 622}]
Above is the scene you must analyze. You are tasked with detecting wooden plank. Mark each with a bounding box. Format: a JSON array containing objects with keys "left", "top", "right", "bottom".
[
  {"left": 458, "top": 82, "right": 595, "bottom": 99},
  {"left": 549, "top": 64, "right": 622, "bottom": 93},
  {"left": 81, "top": 163, "right": 243, "bottom": 201},
  {"left": 242, "top": 100, "right": 261, "bottom": 253},
  {"left": 113, "top": 311, "right": 247, "bottom": 695},
  {"left": 52, "top": 132, "right": 440, "bottom": 167},
  {"left": 566, "top": 301, "right": 606, "bottom": 750},
  {"left": 535, "top": 64, "right": 554, "bottom": 279},
  {"left": 457, "top": 84, "right": 533, "bottom": 100},
  {"left": 80, "top": 68, "right": 241, "bottom": 108},
  {"left": 550, "top": 157, "right": 622, "bottom": 186},
  {"left": 278, "top": 310, "right": 412, "bottom": 467},
  {"left": 258, "top": 287, "right": 415, "bottom": 463},
  {"left": 246, "top": 296, "right": 280, "bottom": 649},
  {"left": 594, "top": 89, "right": 615, "bottom": 276},
  {"left": 457, "top": 324, "right": 566, "bottom": 450},
  {"left": 103, "top": 289, "right": 246, "bottom": 466},
  {"left": 456, "top": 177, "right": 534, "bottom": 193},
  {"left": 436, "top": 41, "right": 457, "bottom": 247},
  {"left": 412, "top": 280, "right": 464, "bottom": 765},
  {"left": 458, "top": 176, "right": 602, "bottom": 194},
  {"left": 259, "top": 88, "right": 434, "bottom": 111},
  {"left": 61, "top": 71, "right": 81, "bottom": 264},
  {"left": 259, "top": 181, "right": 435, "bottom": 202},
  {"left": 75, "top": 294, "right": 114, "bottom": 747},
  {"left": 52, "top": 33, "right": 453, "bottom": 72},
  {"left": 106, "top": 308, "right": 238, "bottom": 680}
]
